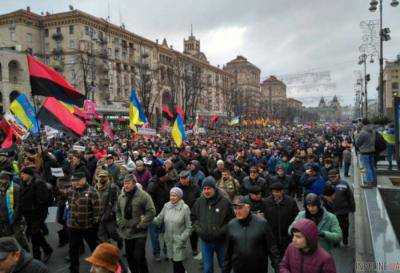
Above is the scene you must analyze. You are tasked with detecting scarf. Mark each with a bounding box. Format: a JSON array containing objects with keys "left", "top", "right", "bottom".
[
  {"left": 5, "top": 182, "right": 15, "bottom": 224},
  {"left": 124, "top": 187, "right": 137, "bottom": 220}
]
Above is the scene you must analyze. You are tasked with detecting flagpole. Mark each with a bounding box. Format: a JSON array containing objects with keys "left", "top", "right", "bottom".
[{"left": 31, "top": 93, "right": 50, "bottom": 182}]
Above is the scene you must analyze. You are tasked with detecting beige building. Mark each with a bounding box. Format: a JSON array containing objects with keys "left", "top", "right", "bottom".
[
  {"left": 0, "top": 49, "right": 31, "bottom": 113},
  {"left": 0, "top": 8, "right": 234, "bottom": 123},
  {"left": 383, "top": 57, "right": 400, "bottom": 116},
  {"left": 287, "top": 98, "right": 302, "bottom": 110},
  {"left": 261, "top": 75, "right": 287, "bottom": 106},
  {"left": 223, "top": 55, "right": 261, "bottom": 116}
]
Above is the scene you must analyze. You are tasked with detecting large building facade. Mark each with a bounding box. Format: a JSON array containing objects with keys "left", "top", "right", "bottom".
[
  {"left": 223, "top": 55, "right": 261, "bottom": 116},
  {"left": 0, "top": 8, "right": 234, "bottom": 123},
  {"left": 383, "top": 57, "right": 400, "bottom": 116}
]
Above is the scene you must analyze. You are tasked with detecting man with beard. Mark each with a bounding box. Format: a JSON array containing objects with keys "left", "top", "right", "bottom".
[
  {"left": 95, "top": 170, "right": 123, "bottom": 249},
  {"left": 0, "top": 237, "right": 48, "bottom": 273}
]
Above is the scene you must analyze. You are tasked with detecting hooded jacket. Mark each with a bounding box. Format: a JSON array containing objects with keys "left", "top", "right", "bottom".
[
  {"left": 13, "top": 250, "right": 49, "bottom": 273},
  {"left": 279, "top": 219, "right": 337, "bottom": 273},
  {"left": 288, "top": 207, "right": 342, "bottom": 252}
]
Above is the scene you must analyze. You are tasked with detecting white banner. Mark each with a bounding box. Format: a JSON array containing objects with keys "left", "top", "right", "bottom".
[
  {"left": 50, "top": 167, "right": 64, "bottom": 177},
  {"left": 138, "top": 127, "right": 157, "bottom": 136},
  {"left": 73, "top": 145, "right": 86, "bottom": 152}
]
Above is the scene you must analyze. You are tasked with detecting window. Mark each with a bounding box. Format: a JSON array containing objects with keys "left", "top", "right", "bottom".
[
  {"left": 44, "top": 42, "right": 50, "bottom": 52},
  {"left": 85, "top": 26, "right": 90, "bottom": 35},
  {"left": 393, "top": 82, "right": 399, "bottom": 91},
  {"left": 69, "top": 25, "right": 74, "bottom": 34},
  {"left": 69, "top": 40, "right": 75, "bottom": 49},
  {"left": 26, "top": 33, "right": 32, "bottom": 43},
  {"left": 56, "top": 27, "right": 61, "bottom": 34},
  {"left": 44, "top": 28, "right": 49, "bottom": 37}
]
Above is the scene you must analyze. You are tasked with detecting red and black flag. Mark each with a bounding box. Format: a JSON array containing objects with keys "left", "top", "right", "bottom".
[
  {"left": 175, "top": 106, "right": 185, "bottom": 120},
  {"left": 162, "top": 104, "right": 174, "bottom": 121},
  {"left": 38, "top": 97, "right": 86, "bottom": 137},
  {"left": 0, "top": 117, "right": 14, "bottom": 149},
  {"left": 211, "top": 115, "right": 219, "bottom": 124},
  {"left": 27, "top": 55, "right": 85, "bottom": 107}
]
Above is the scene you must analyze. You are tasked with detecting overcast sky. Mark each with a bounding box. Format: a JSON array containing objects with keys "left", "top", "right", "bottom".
[{"left": 2, "top": 0, "right": 400, "bottom": 106}]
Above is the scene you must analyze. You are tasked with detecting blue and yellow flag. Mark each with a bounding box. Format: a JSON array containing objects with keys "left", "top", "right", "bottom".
[
  {"left": 171, "top": 115, "right": 187, "bottom": 147},
  {"left": 129, "top": 88, "right": 147, "bottom": 130},
  {"left": 9, "top": 93, "right": 40, "bottom": 134}
]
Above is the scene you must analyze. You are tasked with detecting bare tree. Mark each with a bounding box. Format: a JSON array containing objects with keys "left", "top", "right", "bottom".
[{"left": 180, "top": 62, "right": 204, "bottom": 122}]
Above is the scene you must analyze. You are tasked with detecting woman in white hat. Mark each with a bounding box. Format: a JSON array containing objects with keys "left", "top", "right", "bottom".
[{"left": 153, "top": 187, "right": 191, "bottom": 273}]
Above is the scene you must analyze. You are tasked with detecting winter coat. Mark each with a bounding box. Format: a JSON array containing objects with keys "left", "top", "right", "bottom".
[
  {"left": 97, "top": 183, "right": 120, "bottom": 222},
  {"left": 12, "top": 250, "right": 49, "bottom": 273},
  {"left": 242, "top": 175, "right": 270, "bottom": 197},
  {"left": 328, "top": 179, "right": 355, "bottom": 215},
  {"left": 288, "top": 208, "right": 342, "bottom": 252},
  {"left": 232, "top": 169, "right": 247, "bottom": 185},
  {"left": 20, "top": 177, "right": 50, "bottom": 225},
  {"left": 153, "top": 199, "right": 192, "bottom": 261},
  {"left": 67, "top": 184, "right": 100, "bottom": 229},
  {"left": 355, "top": 125, "right": 376, "bottom": 154},
  {"left": 189, "top": 170, "right": 205, "bottom": 188},
  {"left": 176, "top": 182, "right": 200, "bottom": 208},
  {"left": 264, "top": 195, "right": 299, "bottom": 253},
  {"left": 300, "top": 174, "right": 326, "bottom": 196},
  {"left": 147, "top": 176, "right": 175, "bottom": 214},
  {"left": 216, "top": 177, "right": 240, "bottom": 201},
  {"left": 279, "top": 219, "right": 337, "bottom": 273},
  {"left": 191, "top": 190, "right": 234, "bottom": 244},
  {"left": 243, "top": 195, "right": 266, "bottom": 214},
  {"left": 116, "top": 187, "right": 155, "bottom": 239},
  {"left": 272, "top": 175, "right": 293, "bottom": 195},
  {"left": 342, "top": 150, "right": 352, "bottom": 164},
  {"left": 0, "top": 181, "right": 23, "bottom": 236},
  {"left": 223, "top": 214, "right": 280, "bottom": 273}
]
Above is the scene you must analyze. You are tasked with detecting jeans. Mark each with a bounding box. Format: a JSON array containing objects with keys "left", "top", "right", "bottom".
[
  {"left": 360, "top": 154, "right": 377, "bottom": 184},
  {"left": 387, "top": 144, "right": 394, "bottom": 169},
  {"left": 344, "top": 162, "right": 351, "bottom": 177},
  {"left": 200, "top": 240, "right": 225, "bottom": 273},
  {"left": 148, "top": 222, "right": 164, "bottom": 256}
]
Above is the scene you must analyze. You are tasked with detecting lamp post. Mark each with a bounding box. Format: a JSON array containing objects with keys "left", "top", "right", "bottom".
[
  {"left": 369, "top": 0, "right": 398, "bottom": 116},
  {"left": 358, "top": 52, "right": 374, "bottom": 118}
]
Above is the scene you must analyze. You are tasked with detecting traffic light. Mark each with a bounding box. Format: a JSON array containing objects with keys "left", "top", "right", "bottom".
[
  {"left": 381, "top": 28, "right": 391, "bottom": 41},
  {"left": 366, "top": 74, "right": 371, "bottom": 82}
]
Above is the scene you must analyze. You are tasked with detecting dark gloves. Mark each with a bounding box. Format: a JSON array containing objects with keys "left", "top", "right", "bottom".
[{"left": 318, "top": 231, "right": 325, "bottom": 238}]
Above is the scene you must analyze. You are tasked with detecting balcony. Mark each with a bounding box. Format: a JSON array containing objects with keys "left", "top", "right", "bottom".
[
  {"left": 52, "top": 48, "right": 64, "bottom": 55},
  {"left": 52, "top": 32, "right": 63, "bottom": 41}
]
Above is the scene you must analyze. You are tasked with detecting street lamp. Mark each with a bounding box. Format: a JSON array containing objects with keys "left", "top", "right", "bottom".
[
  {"left": 369, "top": 0, "right": 398, "bottom": 116},
  {"left": 358, "top": 53, "right": 373, "bottom": 118}
]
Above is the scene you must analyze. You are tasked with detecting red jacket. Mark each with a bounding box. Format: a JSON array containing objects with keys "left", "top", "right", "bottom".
[{"left": 279, "top": 219, "right": 336, "bottom": 273}]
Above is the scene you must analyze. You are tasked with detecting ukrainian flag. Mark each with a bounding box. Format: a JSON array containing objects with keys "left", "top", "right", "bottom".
[
  {"left": 171, "top": 115, "right": 187, "bottom": 147},
  {"left": 129, "top": 88, "right": 147, "bottom": 130},
  {"left": 9, "top": 93, "right": 40, "bottom": 134}
]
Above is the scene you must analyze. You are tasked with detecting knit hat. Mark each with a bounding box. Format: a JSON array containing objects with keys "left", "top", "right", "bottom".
[
  {"left": 20, "top": 167, "right": 35, "bottom": 177},
  {"left": 0, "top": 237, "right": 20, "bottom": 260},
  {"left": 170, "top": 187, "right": 183, "bottom": 198},
  {"left": 270, "top": 182, "right": 284, "bottom": 191},
  {"left": 85, "top": 242, "right": 120, "bottom": 272},
  {"left": 216, "top": 160, "right": 224, "bottom": 166},
  {"left": 304, "top": 193, "right": 321, "bottom": 208},
  {"left": 202, "top": 176, "right": 216, "bottom": 189}
]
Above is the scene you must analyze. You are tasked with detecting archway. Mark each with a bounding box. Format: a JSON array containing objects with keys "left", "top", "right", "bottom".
[{"left": 8, "top": 60, "right": 20, "bottom": 84}]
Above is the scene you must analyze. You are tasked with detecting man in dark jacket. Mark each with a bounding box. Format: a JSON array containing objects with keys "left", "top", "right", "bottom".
[
  {"left": 147, "top": 167, "right": 175, "bottom": 261},
  {"left": 0, "top": 237, "right": 48, "bottom": 273},
  {"left": 19, "top": 167, "right": 53, "bottom": 262},
  {"left": 191, "top": 176, "right": 234, "bottom": 273},
  {"left": 264, "top": 182, "right": 299, "bottom": 256},
  {"left": 176, "top": 170, "right": 200, "bottom": 255},
  {"left": 223, "top": 195, "right": 280, "bottom": 273},
  {"left": 326, "top": 169, "right": 355, "bottom": 246},
  {"left": 242, "top": 166, "right": 270, "bottom": 197},
  {"left": 243, "top": 185, "right": 266, "bottom": 216},
  {"left": 272, "top": 166, "right": 293, "bottom": 196}
]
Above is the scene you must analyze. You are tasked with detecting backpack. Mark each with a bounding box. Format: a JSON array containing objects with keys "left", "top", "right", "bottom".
[{"left": 375, "top": 131, "right": 387, "bottom": 155}]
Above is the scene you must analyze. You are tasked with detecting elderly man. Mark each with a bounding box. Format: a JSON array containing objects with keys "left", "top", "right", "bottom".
[
  {"left": 0, "top": 237, "right": 48, "bottom": 273},
  {"left": 223, "top": 196, "right": 280, "bottom": 273},
  {"left": 117, "top": 174, "right": 155, "bottom": 273}
]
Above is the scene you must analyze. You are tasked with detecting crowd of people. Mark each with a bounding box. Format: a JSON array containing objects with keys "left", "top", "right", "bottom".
[{"left": 0, "top": 123, "right": 360, "bottom": 273}]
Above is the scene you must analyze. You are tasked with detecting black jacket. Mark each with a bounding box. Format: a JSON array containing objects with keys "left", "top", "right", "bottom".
[
  {"left": 191, "top": 190, "right": 234, "bottom": 243},
  {"left": 328, "top": 179, "right": 356, "bottom": 215},
  {"left": 243, "top": 195, "right": 266, "bottom": 214},
  {"left": 264, "top": 195, "right": 299, "bottom": 252},
  {"left": 223, "top": 214, "right": 280, "bottom": 273},
  {"left": 13, "top": 250, "right": 49, "bottom": 273},
  {"left": 147, "top": 176, "right": 175, "bottom": 214},
  {"left": 20, "top": 177, "right": 50, "bottom": 224},
  {"left": 242, "top": 176, "right": 269, "bottom": 197},
  {"left": 272, "top": 174, "right": 293, "bottom": 195},
  {"left": 176, "top": 182, "right": 200, "bottom": 208}
]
